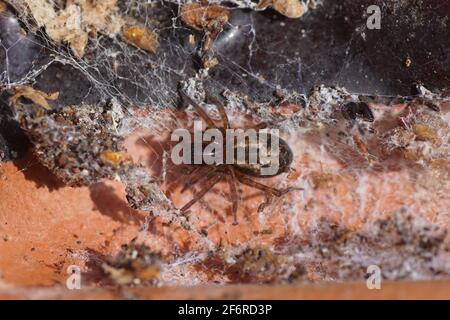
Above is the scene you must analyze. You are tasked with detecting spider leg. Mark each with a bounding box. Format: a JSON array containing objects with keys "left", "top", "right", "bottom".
[
  {"left": 217, "top": 104, "right": 230, "bottom": 129},
  {"left": 257, "top": 194, "right": 273, "bottom": 213},
  {"left": 180, "top": 172, "right": 224, "bottom": 213},
  {"left": 181, "top": 165, "right": 217, "bottom": 193},
  {"left": 236, "top": 175, "right": 282, "bottom": 197},
  {"left": 252, "top": 122, "right": 268, "bottom": 130},
  {"left": 207, "top": 95, "right": 230, "bottom": 129},
  {"left": 235, "top": 172, "right": 291, "bottom": 197},
  {"left": 226, "top": 167, "right": 239, "bottom": 225},
  {"left": 180, "top": 91, "right": 216, "bottom": 128},
  {"left": 164, "top": 165, "right": 197, "bottom": 195}
]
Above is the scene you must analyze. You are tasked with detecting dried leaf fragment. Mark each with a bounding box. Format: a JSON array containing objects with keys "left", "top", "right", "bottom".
[
  {"left": 23, "top": 0, "right": 124, "bottom": 58},
  {"left": 0, "top": 1, "right": 7, "bottom": 13},
  {"left": 132, "top": 262, "right": 160, "bottom": 282},
  {"left": 102, "top": 263, "right": 160, "bottom": 286},
  {"left": 100, "top": 150, "right": 131, "bottom": 167},
  {"left": 101, "top": 242, "right": 162, "bottom": 286},
  {"left": 101, "top": 264, "right": 134, "bottom": 286},
  {"left": 413, "top": 124, "right": 440, "bottom": 144},
  {"left": 309, "top": 171, "right": 334, "bottom": 189},
  {"left": 257, "top": 0, "right": 308, "bottom": 19},
  {"left": 122, "top": 25, "right": 159, "bottom": 54},
  {"left": 10, "top": 85, "right": 59, "bottom": 110},
  {"left": 430, "top": 158, "right": 450, "bottom": 170},
  {"left": 403, "top": 148, "right": 420, "bottom": 161},
  {"left": 180, "top": 2, "right": 230, "bottom": 32}
]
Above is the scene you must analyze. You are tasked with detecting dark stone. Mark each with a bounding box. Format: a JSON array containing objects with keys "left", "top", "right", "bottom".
[
  {"left": 0, "top": 97, "right": 30, "bottom": 161},
  {"left": 341, "top": 101, "right": 375, "bottom": 122}
]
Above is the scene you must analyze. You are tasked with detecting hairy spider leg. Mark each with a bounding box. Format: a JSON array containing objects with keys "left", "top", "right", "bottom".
[
  {"left": 207, "top": 94, "right": 230, "bottom": 129},
  {"left": 180, "top": 91, "right": 216, "bottom": 128},
  {"left": 217, "top": 104, "right": 230, "bottom": 129},
  {"left": 252, "top": 122, "right": 268, "bottom": 130},
  {"left": 257, "top": 194, "right": 274, "bottom": 213},
  {"left": 164, "top": 165, "right": 200, "bottom": 195},
  {"left": 226, "top": 167, "right": 239, "bottom": 225},
  {"left": 181, "top": 165, "right": 217, "bottom": 193},
  {"left": 180, "top": 171, "right": 224, "bottom": 213},
  {"left": 235, "top": 171, "right": 287, "bottom": 197}
]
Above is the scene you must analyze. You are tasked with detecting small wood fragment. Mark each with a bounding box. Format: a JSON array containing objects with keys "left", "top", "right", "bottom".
[
  {"left": 122, "top": 25, "right": 159, "bottom": 53},
  {"left": 9, "top": 85, "right": 59, "bottom": 110}
]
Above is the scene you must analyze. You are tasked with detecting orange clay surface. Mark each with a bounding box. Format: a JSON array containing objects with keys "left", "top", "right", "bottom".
[
  {"left": 2, "top": 281, "right": 450, "bottom": 299},
  {"left": 0, "top": 104, "right": 449, "bottom": 298}
]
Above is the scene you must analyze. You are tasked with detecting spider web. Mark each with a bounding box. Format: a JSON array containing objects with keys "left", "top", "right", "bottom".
[
  {"left": 0, "top": 0, "right": 448, "bottom": 220},
  {"left": 1, "top": 0, "right": 448, "bottom": 108},
  {"left": 1, "top": 0, "right": 449, "bottom": 218}
]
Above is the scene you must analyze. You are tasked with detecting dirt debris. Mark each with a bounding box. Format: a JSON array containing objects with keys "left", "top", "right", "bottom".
[
  {"left": 0, "top": 135, "right": 7, "bottom": 162},
  {"left": 99, "top": 241, "right": 163, "bottom": 286},
  {"left": 188, "top": 210, "right": 450, "bottom": 284},
  {"left": 14, "top": 102, "right": 129, "bottom": 186},
  {"left": 180, "top": 2, "right": 230, "bottom": 67},
  {"left": 382, "top": 101, "right": 449, "bottom": 166},
  {"left": 12, "top": 0, "right": 124, "bottom": 58},
  {"left": 195, "top": 247, "right": 306, "bottom": 284}
]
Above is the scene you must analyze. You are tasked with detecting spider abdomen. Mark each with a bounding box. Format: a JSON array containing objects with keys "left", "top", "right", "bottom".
[
  {"left": 185, "top": 131, "right": 293, "bottom": 177},
  {"left": 232, "top": 134, "right": 293, "bottom": 177}
]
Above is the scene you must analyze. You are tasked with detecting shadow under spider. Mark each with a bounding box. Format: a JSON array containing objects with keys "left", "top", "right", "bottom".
[
  {"left": 88, "top": 182, "right": 145, "bottom": 225},
  {"left": 12, "top": 151, "right": 66, "bottom": 191}
]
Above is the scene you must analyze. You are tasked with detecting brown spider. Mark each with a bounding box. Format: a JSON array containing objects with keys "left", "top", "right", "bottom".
[{"left": 170, "top": 91, "right": 297, "bottom": 225}]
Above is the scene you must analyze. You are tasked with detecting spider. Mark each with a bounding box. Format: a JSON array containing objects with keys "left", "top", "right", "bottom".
[{"left": 170, "top": 91, "right": 297, "bottom": 225}]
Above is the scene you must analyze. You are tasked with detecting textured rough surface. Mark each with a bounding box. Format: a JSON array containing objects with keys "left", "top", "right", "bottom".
[
  {"left": 2, "top": 281, "right": 450, "bottom": 300},
  {"left": 14, "top": 103, "right": 129, "bottom": 186},
  {"left": 1, "top": 98, "right": 449, "bottom": 292}
]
